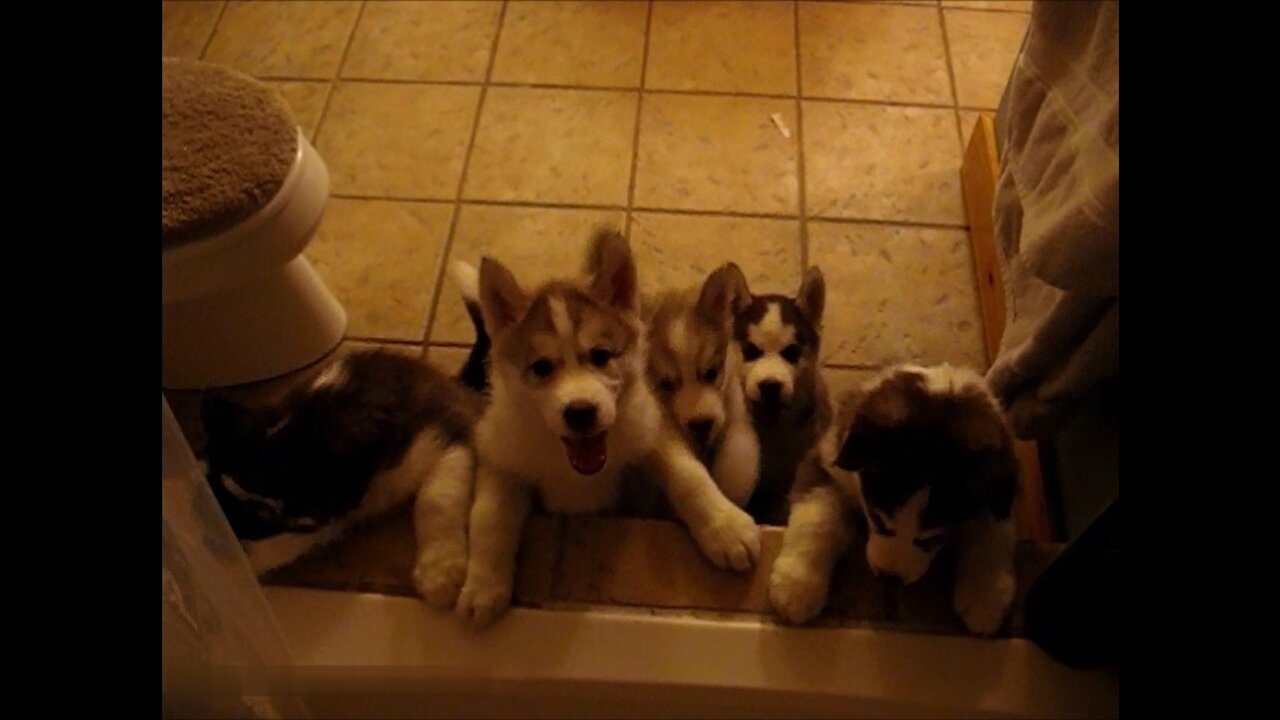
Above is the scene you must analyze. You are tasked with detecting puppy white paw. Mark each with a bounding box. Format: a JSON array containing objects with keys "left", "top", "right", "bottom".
[
  {"left": 692, "top": 506, "right": 761, "bottom": 572},
  {"left": 455, "top": 571, "right": 512, "bottom": 629},
  {"left": 769, "top": 558, "right": 828, "bottom": 624},
  {"left": 954, "top": 569, "right": 1016, "bottom": 636},
  {"left": 412, "top": 542, "right": 467, "bottom": 609}
]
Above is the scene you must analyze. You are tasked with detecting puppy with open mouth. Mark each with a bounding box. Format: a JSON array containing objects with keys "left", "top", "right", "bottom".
[
  {"left": 644, "top": 263, "right": 760, "bottom": 509},
  {"left": 453, "top": 228, "right": 761, "bottom": 627},
  {"left": 768, "top": 364, "right": 1021, "bottom": 635},
  {"left": 728, "top": 266, "right": 833, "bottom": 526}
]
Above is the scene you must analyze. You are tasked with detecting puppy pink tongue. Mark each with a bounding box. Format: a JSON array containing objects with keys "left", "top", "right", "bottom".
[{"left": 563, "top": 432, "right": 608, "bottom": 475}]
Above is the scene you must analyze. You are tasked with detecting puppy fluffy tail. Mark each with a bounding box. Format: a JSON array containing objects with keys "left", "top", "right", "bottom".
[{"left": 449, "top": 260, "right": 490, "bottom": 392}]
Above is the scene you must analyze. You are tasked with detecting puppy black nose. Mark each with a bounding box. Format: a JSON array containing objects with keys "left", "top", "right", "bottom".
[
  {"left": 563, "top": 402, "right": 598, "bottom": 434},
  {"left": 687, "top": 418, "right": 714, "bottom": 444},
  {"left": 758, "top": 380, "right": 783, "bottom": 401}
]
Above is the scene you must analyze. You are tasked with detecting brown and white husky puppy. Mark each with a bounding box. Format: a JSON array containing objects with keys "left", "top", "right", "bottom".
[
  {"left": 643, "top": 263, "right": 759, "bottom": 508},
  {"left": 769, "top": 364, "right": 1021, "bottom": 635},
  {"left": 452, "top": 228, "right": 761, "bottom": 627}
]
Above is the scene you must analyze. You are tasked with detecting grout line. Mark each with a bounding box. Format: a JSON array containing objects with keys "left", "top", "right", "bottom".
[
  {"left": 326, "top": 193, "right": 968, "bottom": 229},
  {"left": 311, "top": 1, "right": 367, "bottom": 143},
  {"left": 332, "top": 76, "right": 499, "bottom": 87},
  {"left": 197, "top": 1, "right": 230, "bottom": 60},
  {"left": 793, "top": 1, "right": 809, "bottom": 271},
  {"left": 937, "top": 0, "right": 965, "bottom": 147},
  {"left": 822, "top": 362, "right": 888, "bottom": 371},
  {"left": 419, "top": 0, "right": 510, "bottom": 348},
  {"left": 808, "top": 215, "right": 968, "bottom": 230},
  {"left": 623, "top": 1, "right": 655, "bottom": 239},
  {"left": 938, "top": 4, "right": 1031, "bottom": 16},
  {"left": 345, "top": 336, "right": 427, "bottom": 347},
  {"left": 330, "top": 193, "right": 459, "bottom": 204},
  {"left": 246, "top": 76, "right": 967, "bottom": 111}
]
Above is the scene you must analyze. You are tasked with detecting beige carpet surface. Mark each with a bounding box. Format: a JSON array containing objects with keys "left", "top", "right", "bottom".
[{"left": 162, "top": 59, "right": 297, "bottom": 249}]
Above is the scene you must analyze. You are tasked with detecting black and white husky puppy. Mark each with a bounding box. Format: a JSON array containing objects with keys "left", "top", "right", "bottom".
[
  {"left": 727, "top": 266, "right": 832, "bottom": 525},
  {"left": 201, "top": 311, "right": 489, "bottom": 610}
]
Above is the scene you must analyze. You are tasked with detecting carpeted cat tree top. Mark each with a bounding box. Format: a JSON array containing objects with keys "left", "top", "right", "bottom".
[{"left": 162, "top": 58, "right": 298, "bottom": 249}]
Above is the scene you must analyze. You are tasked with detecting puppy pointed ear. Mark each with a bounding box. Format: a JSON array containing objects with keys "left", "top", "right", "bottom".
[
  {"left": 478, "top": 256, "right": 528, "bottom": 335},
  {"left": 796, "top": 266, "right": 825, "bottom": 324},
  {"left": 586, "top": 228, "right": 638, "bottom": 313},
  {"left": 696, "top": 262, "right": 749, "bottom": 325}
]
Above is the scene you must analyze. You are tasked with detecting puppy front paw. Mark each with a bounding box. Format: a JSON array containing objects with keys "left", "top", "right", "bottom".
[
  {"left": 412, "top": 541, "right": 468, "bottom": 610},
  {"left": 691, "top": 506, "right": 761, "bottom": 572},
  {"left": 455, "top": 571, "right": 512, "bottom": 629},
  {"left": 769, "top": 558, "right": 828, "bottom": 624},
  {"left": 954, "top": 569, "right": 1016, "bottom": 636}
]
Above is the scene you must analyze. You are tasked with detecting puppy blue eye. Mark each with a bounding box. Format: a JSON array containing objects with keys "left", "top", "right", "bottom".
[
  {"left": 781, "top": 344, "right": 802, "bottom": 363},
  {"left": 701, "top": 366, "right": 719, "bottom": 383},
  {"left": 742, "top": 343, "right": 763, "bottom": 361},
  {"left": 530, "top": 358, "right": 554, "bottom": 378},
  {"left": 589, "top": 348, "right": 612, "bottom": 367}
]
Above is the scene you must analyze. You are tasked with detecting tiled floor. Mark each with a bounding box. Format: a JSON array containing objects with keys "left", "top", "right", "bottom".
[
  {"left": 162, "top": 0, "right": 1031, "bottom": 379},
  {"left": 163, "top": 0, "right": 1044, "bottom": 632}
]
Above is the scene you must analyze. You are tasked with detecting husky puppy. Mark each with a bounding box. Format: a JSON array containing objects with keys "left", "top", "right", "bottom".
[
  {"left": 728, "top": 266, "right": 832, "bottom": 525},
  {"left": 200, "top": 344, "right": 487, "bottom": 610},
  {"left": 454, "top": 228, "right": 761, "bottom": 627},
  {"left": 768, "top": 364, "right": 1021, "bottom": 635},
  {"left": 643, "top": 263, "right": 759, "bottom": 508}
]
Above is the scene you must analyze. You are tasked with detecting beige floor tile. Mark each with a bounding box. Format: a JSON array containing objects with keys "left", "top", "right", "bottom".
[
  {"left": 822, "top": 367, "right": 881, "bottom": 405},
  {"left": 318, "top": 82, "right": 479, "bottom": 199},
  {"left": 647, "top": 1, "right": 796, "bottom": 95},
  {"left": 799, "top": 2, "right": 951, "bottom": 104},
  {"left": 945, "top": 8, "right": 1030, "bottom": 109},
  {"left": 629, "top": 212, "right": 802, "bottom": 297},
  {"left": 635, "top": 94, "right": 799, "bottom": 214},
  {"left": 266, "top": 81, "right": 330, "bottom": 140},
  {"left": 804, "top": 101, "right": 963, "bottom": 224},
  {"left": 807, "top": 221, "right": 986, "bottom": 369},
  {"left": 464, "top": 87, "right": 636, "bottom": 206},
  {"left": 342, "top": 1, "right": 501, "bottom": 82},
  {"left": 203, "top": 1, "right": 360, "bottom": 79},
  {"left": 492, "top": 1, "right": 648, "bottom": 88},
  {"left": 162, "top": 1, "right": 223, "bottom": 59},
  {"left": 424, "top": 345, "right": 475, "bottom": 376},
  {"left": 942, "top": 0, "right": 1030, "bottom": 12},
  {"left": 307, "top": 199, "right": 454, "bottom": 341},
  {"left": 958, "top": 108, "right": 983, "bottom": 145},
  {"left": 429, "top": 204, "right": 626, "bottom": 344}
]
